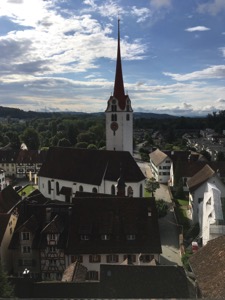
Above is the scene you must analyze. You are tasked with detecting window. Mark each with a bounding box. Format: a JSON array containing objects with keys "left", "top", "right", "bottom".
[
  {"left": 48, "top": 180, "right": 51, "bottom": 194},
  {"left": 126, "top": 114, "right": 130, "bottom": 121},
  {"left": 49, "top": 233, "right": 56, "bottom": 240},
  {"left": 21, "top": 232, "right": 30, "bottom": 240},
  {"left": 124, "top": 254, "right": 136, "bottom": 263},
  {"left": 111, "top": 185, "right": 115, "bottom": 195},
  {"left": 71, "top": 255, "right": 83, "bottom": 263},
  {"left": 86, "top": 271, "right": 98, "bottom": 281},
  {"left": 89, "top": 255, "right": 101, "bottom": 263},
  {"left": 112, "top": 104, "right": 117, "bottom": 112},
  {"left": 56, "top": 182, "right": 60, "bottom": 195},
  {"left": 198, "top": 198, "right": 203, "bottom": 204},
  {"left": 80, "top": 234, "right": 90, "bottom": 241},
  {"left": 127, "top": 234, "right": 136, "bottom": 240},
  {"left": 111, "top": 114, "right": 117, "bottom": 121},
  {"left": 79, "top": 185, "right": 83, "bottom": 192},
  {"left": 106, "top": 254, "right": 119, "bottom": 263},
  {"left": 49, "top": 259, "right": 57, "bottom": 266},
  {"left": 49, "top": 246, "right": 56, "bottom": 252},
  {"left": 140, "top": 254, "right": 154, "bottom": 263},
  {"left": 166, "top": 160, "right": 170, "bottom": 163},
  {"left": 101, "top": 234, "right": 110, "bottom": 240},
  {"left": 92, "top": 187, "right": 97, "bottom": 193},
  {"left": 22, "top": 246, "right": 31, "bottom": 254}
]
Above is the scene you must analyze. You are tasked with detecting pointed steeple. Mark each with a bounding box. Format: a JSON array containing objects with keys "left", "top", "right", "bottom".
[{"left": 113, "top": 18, "right": 126, "bottom": 110}]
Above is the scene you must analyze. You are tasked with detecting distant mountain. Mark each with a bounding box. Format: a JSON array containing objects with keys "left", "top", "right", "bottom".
[
  {"left": 134, "top": 112, "right": 177, "bottom": 119},
  {"left": 0, "top": 106, "right": 179, "bottom": 120}
]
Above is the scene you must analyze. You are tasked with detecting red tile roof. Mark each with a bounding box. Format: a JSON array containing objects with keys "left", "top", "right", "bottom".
[{"left": 189, "top": 236, "right": 225, "bottom": 298}]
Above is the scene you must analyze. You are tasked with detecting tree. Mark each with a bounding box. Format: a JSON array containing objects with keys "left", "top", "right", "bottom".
[
  {"left": 0, "top": 263, "right": 14, "bottom": 298},
  {"left": 145, "top": 177, "right": 160, "bottom": 197},
  {"left": 200, "top": 150, "right": 211, "bottom": 161},
  {"left": 57, "top": 138, "right": 71, "bottom": 147},
  {"left": 20, "top": 127, "right": 40, "bottom": 150}
]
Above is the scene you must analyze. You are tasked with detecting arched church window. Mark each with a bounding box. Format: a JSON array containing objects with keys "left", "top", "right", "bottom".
[
  {"left": 79, "top": 185, "right": 83, "bottom": 192},
  {"left": 127, "top": 186, "right": 133, "bottom": 197},
  {"left": 48, "top": 180, "right": 51, "bottom": 194},
  {"left": 56, "top": 182, "right": 60, "bottom": 195},
  {"left": 111, "top": 114, "right": 117, "bottom": 121},
  {"left": 111, "top": 185, "right": 115, "bottom": 195},
  {"left": 92, "top": 187, "right": 97, "bottom": 193},
  {"left": 112, "top": 105, "right": 117, "bottom": 112}
]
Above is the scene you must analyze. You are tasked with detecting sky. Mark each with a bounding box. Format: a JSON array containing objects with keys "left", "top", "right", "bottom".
[{"left": 1, "top": 0, "right": 225, "bottom": 117}]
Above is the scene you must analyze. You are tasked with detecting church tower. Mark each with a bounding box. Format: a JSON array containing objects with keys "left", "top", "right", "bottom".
[{"left": 105, "top": 19, "right": 133, "bottom": 154}]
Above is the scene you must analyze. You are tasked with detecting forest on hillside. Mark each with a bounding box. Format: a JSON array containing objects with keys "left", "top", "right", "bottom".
[{"left": 1, "top": 106, "right": 225, "bottom": 151}]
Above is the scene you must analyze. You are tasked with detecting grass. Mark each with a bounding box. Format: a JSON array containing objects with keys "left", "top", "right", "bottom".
[
  {"left": 18, "top": 185, "right": 37, "bottom": 197},
  {"left": 177, "top": 199, "right": 189, "bottom": 206}
]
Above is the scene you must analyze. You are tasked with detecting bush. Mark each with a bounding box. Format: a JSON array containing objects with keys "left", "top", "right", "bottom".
[{"left": 156, "top": 199, "right": 168, "bottom": 218}]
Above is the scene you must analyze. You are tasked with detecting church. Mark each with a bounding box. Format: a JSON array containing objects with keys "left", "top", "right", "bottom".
[{"left": 38, "top": 20, "right": 144, "bottom": 200}]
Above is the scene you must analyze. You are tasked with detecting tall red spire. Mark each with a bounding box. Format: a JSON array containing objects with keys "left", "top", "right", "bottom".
[{"left": 113, "top": 18, "right": 126, "bottom": 110}]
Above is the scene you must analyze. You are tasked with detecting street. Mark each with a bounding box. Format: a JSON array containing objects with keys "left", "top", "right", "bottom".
[{"left": 137, "top": 160, "right": 182, "bottom": 266}]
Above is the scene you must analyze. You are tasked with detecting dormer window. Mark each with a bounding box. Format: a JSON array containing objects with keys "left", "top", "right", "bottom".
[
  {"left": 80, "top": 234, "right": 90, "bottom": 241},
  {"left": 101, "top": 234, "right": 110, "bottom": 241},
  {"left": 126, "top": 234, "right": 136, "bottom": 241},
  {"left": 49, "top": 233, "right": 56, "bottom": 240},
  {"left": 21, "top": 232, "right": 30, "bottom": 240}
]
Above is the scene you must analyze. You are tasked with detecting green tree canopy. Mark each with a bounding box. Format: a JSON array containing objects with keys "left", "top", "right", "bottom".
[
  {"left": 145, "top": 177, "right": 160, "bottom": 197},
  {"left": 20, "top": 127, "right": 40, "bottom": 150}
]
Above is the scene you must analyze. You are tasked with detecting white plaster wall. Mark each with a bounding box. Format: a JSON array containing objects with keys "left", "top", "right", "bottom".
[
  {"left": 39, "top": 177, "right": 145, "bottom": 200},
  {"left": 106, "top": 112, "right": 133, "bottom": 154},
  {"left": 191, "top": 175, "right": 225, "bottom": 223}
]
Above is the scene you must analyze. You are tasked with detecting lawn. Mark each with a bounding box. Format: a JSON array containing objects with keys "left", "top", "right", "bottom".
[{"left": 18, "top": 185, "right": 37, "bottom": 197}]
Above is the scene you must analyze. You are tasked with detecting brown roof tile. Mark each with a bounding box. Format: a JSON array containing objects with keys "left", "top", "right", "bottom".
[
  {"left": 187, "top": 164, "right": 215, "bottom": 191},
  {"left": 189, "top": 236, "right": 225, "bottom": 298},
  {"left": 149, "top": 149, "right": 169, "bottom": 166}
]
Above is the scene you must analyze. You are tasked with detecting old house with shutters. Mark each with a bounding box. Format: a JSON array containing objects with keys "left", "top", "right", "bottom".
[{"left": 8, "top": 191, "right": 161, "bottom": 281}]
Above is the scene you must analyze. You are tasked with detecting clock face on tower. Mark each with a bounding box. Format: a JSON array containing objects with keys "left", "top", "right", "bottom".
[{"left": 111, "top": 121, "right": 118, "bottom": 131}]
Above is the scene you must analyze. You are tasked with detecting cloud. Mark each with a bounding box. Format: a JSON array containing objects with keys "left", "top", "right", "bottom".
[
  {"left": 150, "top": 0, "right": 172, "bottom": 9},
  {"left": 163, "top": 65, "right": 225, "bottom": 81},
  {"left": 185, "top": 26, "right": 210, "bottom": 32},
  {"left": 197, "top": 0, "right": 225, "bottom": 15},
  {"left": 216, "top": 98, "right": 225, "bottom": 103},
  {"left": 131, "top": 6, "right": 151, "bottom": 23}
]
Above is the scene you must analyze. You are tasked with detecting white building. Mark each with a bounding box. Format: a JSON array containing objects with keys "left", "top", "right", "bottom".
[
  {"left": 38, "top": 147, "right": 145, "bottom": 201},
  {"left": 187, "top": 164, "right": 225, "bottom": 223},
  {"left": 149, "top": 149, "right": 172, "bottom": 183},
  {"left": 105, "top": 19, "right": 133, "bottom": 155},
  {"left": 199, "top": 183, "right": 225, "bottom": 246}
]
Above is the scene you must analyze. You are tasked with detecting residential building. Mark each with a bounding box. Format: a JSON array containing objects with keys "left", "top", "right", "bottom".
[
  {"left": 0, "top": 149, "right": 47, "bottom": 179},
  {"left": 38, "top": 147, "right": 145, "bottom": 200},
  {"left": 0, "top": 168, "right": 6, "bottom": 190},
  {"left": 9, "top": 194, "right": 162, "bottom": 281},
  {"left": 199, "top": 183, "right": 225, "bottom": 246},
  {"left": 149, "top": 149, "right": 172, "bottom": 183},
  {"left": 105, "top": 19, "right": 133, "bottom": 155},
  {"left": 187, "top": 164, "right": 225, "bottom": 223}
]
